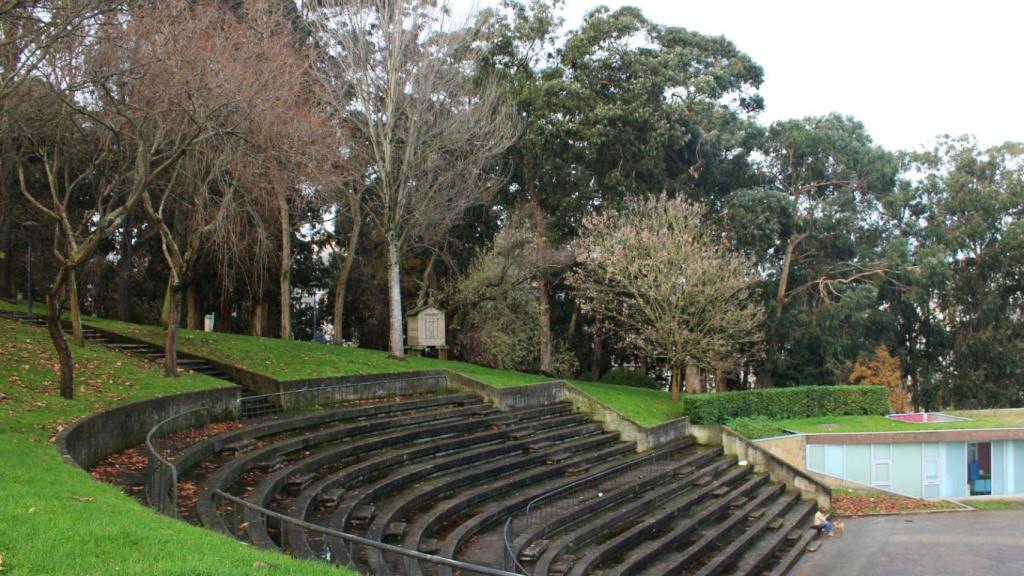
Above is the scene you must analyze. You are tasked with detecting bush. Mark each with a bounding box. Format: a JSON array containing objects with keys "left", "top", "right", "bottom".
[
  {"left": 601, "top": 368, "right": 660, "bottom": 389},
  {"left": 726, "top": 416, "right": 790, "bottom": 440},
  {"left": 680, "top": 385, "right": 890, "bottom": 424}
]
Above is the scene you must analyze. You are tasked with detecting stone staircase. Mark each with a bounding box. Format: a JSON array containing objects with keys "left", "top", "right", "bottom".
[{"left": 0, "top": 312, "right": 274, "bottom": 417}]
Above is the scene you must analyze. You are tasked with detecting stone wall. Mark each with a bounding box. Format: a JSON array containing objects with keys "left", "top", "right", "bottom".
[
  {"left": 690, "top": 424, "right": 832, "bottom": 508},
  {"left": 56, "top": 387, "right": 239, "bottom": 470}
]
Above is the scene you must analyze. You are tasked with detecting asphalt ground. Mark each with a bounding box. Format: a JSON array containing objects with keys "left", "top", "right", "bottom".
[{"left": 790, "top": 510, "right": 1024, "bottom": 576}]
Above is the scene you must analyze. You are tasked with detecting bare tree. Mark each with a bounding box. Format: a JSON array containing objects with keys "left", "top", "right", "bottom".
[
  {"left": 137, "top": 0, "right": 320, "bottom": 374},
  {"left": 571, "top": 195, "right": 765, "bottom": 401},
  {"left": 10, "top": 4, "right": 219, "bottom": 396},
  {"left": 305, "top": 0, "right": 520, "bottom": 358}
]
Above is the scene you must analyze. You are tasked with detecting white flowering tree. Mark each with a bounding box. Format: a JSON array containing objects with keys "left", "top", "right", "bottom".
[{"left": 570, "top": 195, "right": 765, "bottom": 400}]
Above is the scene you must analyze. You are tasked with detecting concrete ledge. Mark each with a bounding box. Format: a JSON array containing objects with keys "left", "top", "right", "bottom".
[
  {"left": 275, "top": 371, "right": 448, "bottom": 409},
  {"left": 691, "top": 424, "right": 832, "bottom": 508},
  {"left": 56, "top": 386, "right": 239, "bottom": 470},
  {"left": 559, "top": 384, "right": 690, "bottom": 452},
  {"left": 446, "top": 373, "right": 689, "bottom": 452}
]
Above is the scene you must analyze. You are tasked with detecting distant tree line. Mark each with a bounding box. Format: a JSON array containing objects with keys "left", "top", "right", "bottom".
[{"left": 1, "top": 0, "right": 1021, "bottom": 410}]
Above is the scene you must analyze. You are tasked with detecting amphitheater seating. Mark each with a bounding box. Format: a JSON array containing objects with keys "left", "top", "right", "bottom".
[{"left": 169, "top": 392, "right": 818, "bottom": 576}]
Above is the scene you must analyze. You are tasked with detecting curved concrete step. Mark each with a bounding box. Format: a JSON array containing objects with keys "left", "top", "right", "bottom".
[
  {"left": 531, "top": 453, "right": 736, "bottom": 576},
  {"left": 724, "top": 499, "right": 816, "bottom": 576},
  {"left": 196, "top": 403, "right": 494, "bottom": 533},
  {"left": 326, "top": 424, "right": 615, "bottom": 567},
  {"left": 636, "top": 483, "right": 793, "bottom": 576},
  {"left": 570, "top": 466, "right": 763, "bottom": 576},
  {"left": 285, "top": 403, "right": 576, "bottom": 560}
]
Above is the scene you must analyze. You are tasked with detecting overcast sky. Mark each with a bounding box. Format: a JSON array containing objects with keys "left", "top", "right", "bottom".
[{"left": 464, "top": 0, "right": 1024, "bottom": 152}]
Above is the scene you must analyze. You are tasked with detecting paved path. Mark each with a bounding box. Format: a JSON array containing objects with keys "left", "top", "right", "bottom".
[{"left": 791, "top": 510, "right": 1024, "bottom": 576}]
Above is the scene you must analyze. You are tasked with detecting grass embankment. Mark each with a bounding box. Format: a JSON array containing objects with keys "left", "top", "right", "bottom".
[
  {"left": 0, "top": 318, "right": 351, "bottom": 576},
  {"left": 765, "top": 412, "right": 1024, "bottom": 436},
  {"left": 73, "top": 313, "right": 683, "bottom": 427}
]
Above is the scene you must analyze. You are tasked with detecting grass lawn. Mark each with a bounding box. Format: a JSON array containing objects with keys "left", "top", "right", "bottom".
[
  {"left": 571, "top": 381, "right": 684, "bottom": 427},
  {"left": 765, "top": 412, "right": 1024, "bottom": 436},
  {"left": 0, "top": 300, "right": 683, "bottom": 427},
  {"left": 0, "top": 317, "right": 350, "bottom": 575},
  {"left": 961, "top": 499, "right": 1024, "bottom": 511}
]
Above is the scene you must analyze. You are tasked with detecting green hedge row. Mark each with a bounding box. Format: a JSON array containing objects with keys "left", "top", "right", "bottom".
[{"left": 680, "top": 385, "right": 890, "bottom": 424}]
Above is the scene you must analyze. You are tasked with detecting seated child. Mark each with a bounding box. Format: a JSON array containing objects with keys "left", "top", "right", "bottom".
[{"left": 813, "top": 506, "right": 834, "bottom": 536}]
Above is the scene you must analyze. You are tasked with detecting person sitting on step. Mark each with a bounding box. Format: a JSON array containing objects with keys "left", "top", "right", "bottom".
[{"left": 812, "top": 506, "right": 834, "bottom": 537}]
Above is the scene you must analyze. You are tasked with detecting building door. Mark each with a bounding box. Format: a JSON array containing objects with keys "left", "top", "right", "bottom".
[
  {"left": 968, "top": 442, "right": 992, "bottom": 496},
  {"left": 922, "top": 442, "right": 941, "bottom": 499},
  {"left": 872, "top": 444, "right": 892, "bottom": 491}
]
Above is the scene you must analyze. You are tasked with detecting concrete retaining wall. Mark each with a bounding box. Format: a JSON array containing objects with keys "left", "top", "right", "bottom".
[
  {"left": 446, "top": 374, "right": 689, "bottom": 452},
  {"left": 690, "top": 424, "right": 832, "bottom": 508},
  {"left": 56, "top": 387, "right": 239, "bottom": 470},
  {"left": 276, "top": 371, "right": 448, "bottom": 410},
  {"left": 755, "top": 434, "right": 807, "bottom": 470}
]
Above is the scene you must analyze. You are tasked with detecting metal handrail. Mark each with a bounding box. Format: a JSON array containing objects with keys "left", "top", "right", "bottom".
[
  {"left": 503, "top": 517, "right": 530, "bottom": 575},
  {"left": 523, "top": 444, "right": 671, "bottom": 523},
  {"left": 144, "top": 406, "right": 216, "bottom": 516},
  {"left": 215, "top": 489, "right": 521, "bottom": 576}
]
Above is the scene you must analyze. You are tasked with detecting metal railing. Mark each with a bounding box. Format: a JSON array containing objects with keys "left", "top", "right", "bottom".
[
  {"left": 145, "top": 406, "right": 222, "bottom": 517},
  {"left": 238, "top": 374, "right": 448, "bottom": 419},
  {"left": 214, "top": 489, "right": 520, "bottom": 576},
  {"left": 501, "top": 445, "right": 682, "bottom": 575}
]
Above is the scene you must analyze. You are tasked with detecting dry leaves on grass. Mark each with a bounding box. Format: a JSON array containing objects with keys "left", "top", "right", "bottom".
[
  {"left": 71, "top": 496, "right": 95, "bottom": 503},
  {"left": 833, "top": 493, "right": 951, "bottom": 516}
]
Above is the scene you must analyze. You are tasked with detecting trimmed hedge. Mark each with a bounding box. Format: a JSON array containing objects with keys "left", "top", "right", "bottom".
[
  {"left": 680, "top": 385, "right": 890, "bottom": 424},
  {"left": 601, "top": 369, "right": 660, "bottom": 389}
]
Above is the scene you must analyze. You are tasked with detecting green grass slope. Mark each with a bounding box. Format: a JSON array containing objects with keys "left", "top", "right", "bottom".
[
  {"left": 74, "top": 312, "right": 683, "bottom": 426},
  {"left": 0, "top": 318, "right": 349, "bottom": 576}
]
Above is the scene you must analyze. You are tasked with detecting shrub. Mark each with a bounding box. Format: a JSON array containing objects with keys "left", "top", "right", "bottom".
[
  {"left": 726, "top": 416, "right": 790, "bottom": 440},
  {"left": 601, "top": 369, "right": 660, "bottom": 389},
  {"left": 680, "top": 385, "right": 890, "bottom": 424}
]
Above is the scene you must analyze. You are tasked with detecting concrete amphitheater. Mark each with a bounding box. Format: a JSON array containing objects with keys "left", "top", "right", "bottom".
[{"left": 55, "top": 324, "right": 831, "bottom": 576}]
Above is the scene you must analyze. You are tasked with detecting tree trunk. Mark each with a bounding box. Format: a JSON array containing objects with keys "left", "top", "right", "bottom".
[
  {"left": 0, "top": 147, "right": 11, "bottom": 298},
  {"left": 568, "top": 301, "right": 580, "bottom": 336},
  {"left": 186, "top": 285, "right": 201, "bottom": 330},
  {"left": 591, "top": 318, "right": 604, "bottom": 381},
  {"left": 68, "top": 269, "right": 83, "bottom": 346},
  {"left": 116, "top": 214, "right": 132, "bottom": 321},
  {"left": 387, "top": 239, "right": 404, "bottom": 359},
  {"left": 775, "top": 233, "right": 806, "bottom": 319},
  {"left": 670, "top": 362, "right": 683, "bottom": 402},
  {"left": 279, "top": 193, "right": 292, "bottom": 340},
  {"left": 685, "top": 363, "right": 702, "bottom": 394},
  {"left": 538, "top": 278, "right": 553, "bottom": 374},
  {"left": 415, "top": 250, "right": 436, "bottom": 309},
  {"left": 44, "top": 266, "right": 74, "bottom": 398},
  {"left": 218, "top": 286, "right": 232, "bottom": 333},
  {"left": 715, "top": 368, "right": 728, "bottom": 393},
  {"left": 0, "top": 209, "right": 11, "bottom": 298},
  {"left": 164, "top": 279, "right": 179, "bottom": 377},
  {"left": 252, "top": 300, "right": 268, "bottom": 337},
  {"left": 333, "top": 196, "right": 361, "bottom": 345}
]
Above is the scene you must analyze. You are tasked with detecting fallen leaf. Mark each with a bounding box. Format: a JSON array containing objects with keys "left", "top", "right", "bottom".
[
  {"left": 71, "top": 496, "right": 95, "bottom": 503},
  {"left": 252, "top": 561, "right": 271, "bottom": 569}
]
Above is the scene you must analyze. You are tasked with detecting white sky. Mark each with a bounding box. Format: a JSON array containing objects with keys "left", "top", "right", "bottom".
[{"left": 465, "top": 0, "right": 1024, "bottom": 152}]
